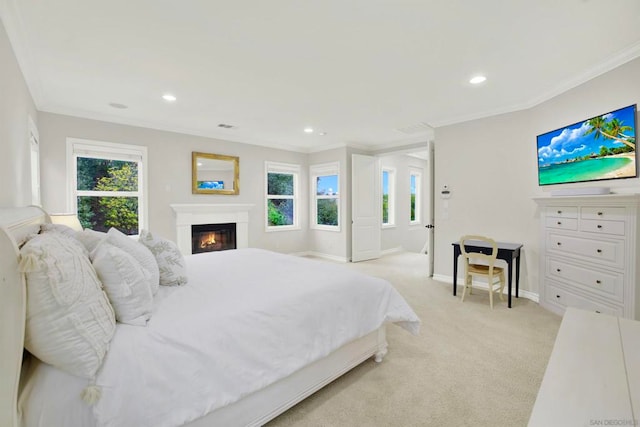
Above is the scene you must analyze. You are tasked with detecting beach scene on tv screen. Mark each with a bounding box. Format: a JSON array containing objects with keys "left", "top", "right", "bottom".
[{"left": 537, "top": 105, "right": 637, "bottom": 185}]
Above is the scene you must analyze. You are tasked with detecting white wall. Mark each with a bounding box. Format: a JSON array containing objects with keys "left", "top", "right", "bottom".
[
  {"left": 305, "top": 148, "right": 431, "bottom": 260},
  {"left": 0, "top": 19, "right": 38, "bottom": 207},
  {"left": 307, "top": 147, "right": 350, "bottom": 260},
  {"left": 379, "top": 154, "right": 429, "bottom": 253},
  {"left": 433, "top": 57, "right": 640, "bottom": 295},
  {"left": 35, "top": 111, "right": 431, "bottom": 261},
  {"left": 38, "top": 112, "right": 310, "bottom": 254}
]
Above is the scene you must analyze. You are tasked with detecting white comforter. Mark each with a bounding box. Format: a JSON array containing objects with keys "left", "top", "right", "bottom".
[{"left": 20, "top": 249, "right": 420, "bottom": 427}]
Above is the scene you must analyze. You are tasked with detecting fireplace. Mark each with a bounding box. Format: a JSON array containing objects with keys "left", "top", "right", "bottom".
[
  {"left": 192, "top": 223, "right": 237, "bottom": 254},
  {"left": 170, "top": 203, "right": 254, "bottom": 255}
]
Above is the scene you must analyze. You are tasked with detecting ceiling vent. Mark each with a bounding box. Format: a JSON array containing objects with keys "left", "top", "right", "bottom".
[
  {"left": 217, "top": 123, "right": 236, "bottom": 129},
  {"left": 396, "top": 122, "right": 433, "bottom": 135}
]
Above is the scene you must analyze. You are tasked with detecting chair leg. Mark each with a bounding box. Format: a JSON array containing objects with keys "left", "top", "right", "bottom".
[
  {"left": 498, "top": 272, "right": 506, "bottom": 301},
  {"left": 489, "top": 278, "right": 494, "bottom": 309},
  {"left": 461, "top": 275, "right": 469, "bottom": 302}
]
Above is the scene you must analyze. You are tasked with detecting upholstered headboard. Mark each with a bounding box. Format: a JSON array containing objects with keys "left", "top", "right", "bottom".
[{"left": 0, "top": 206, "right": 48, "bottom": 427}]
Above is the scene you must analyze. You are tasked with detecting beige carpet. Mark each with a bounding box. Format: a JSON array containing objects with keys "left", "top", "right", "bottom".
[{"left": 267, "top": 252, "right": 562, "bottom": 427}]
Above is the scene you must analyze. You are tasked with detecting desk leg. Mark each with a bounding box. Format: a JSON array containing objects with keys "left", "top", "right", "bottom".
[
  {"left": 507, "top": 259, "right": 513, "bottom": 308},
  {"left": 453, "top": 251, "right": 458, "bottom": 296},
  {"left": 515, "top": 253, "right": 521, "bottom": 298}
]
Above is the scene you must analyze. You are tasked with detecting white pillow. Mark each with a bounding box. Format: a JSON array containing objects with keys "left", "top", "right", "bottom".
[
  {"left": 20, "top": 232, "right": 115, "bottom": 379},
  {"left": 75, "top": 228, "right": 108, "bottom": 253},
  {"left": 40, "top": 223, "right": 77, "bottom": 238},
  {"left": 106, "top": 228, "right": 160, "bottom": 294},
  {"left": 40, "top": 223, "right": 88, "bottom": 255},
  {"left": 139, "top": 230, "right": 188, "bottom": 286},
  {"left": 91, "top": 242, "right": 153, "bottom": 326}
]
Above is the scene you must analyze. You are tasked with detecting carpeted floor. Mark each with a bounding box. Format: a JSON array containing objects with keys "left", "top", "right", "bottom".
[{"left": 267, "top": 251, "right": 562, "bottom": 427}]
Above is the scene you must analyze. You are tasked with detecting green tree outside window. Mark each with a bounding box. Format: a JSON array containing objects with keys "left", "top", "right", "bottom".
[
  {"left": 76, "top": 157, "right": 140, "bottom": 235},
  {"left": 267, "top": 172, "right": 295, "bottom": 226}
]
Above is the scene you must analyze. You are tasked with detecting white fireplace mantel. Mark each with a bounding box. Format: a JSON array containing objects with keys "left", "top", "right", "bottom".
[{"left": 170, "top": 203, "right": 254, "bottom": 255}]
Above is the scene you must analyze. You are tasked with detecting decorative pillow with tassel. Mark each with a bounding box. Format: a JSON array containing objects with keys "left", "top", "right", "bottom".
[{"left": 19, "top": 232, "right": 116, "bottom": 380}]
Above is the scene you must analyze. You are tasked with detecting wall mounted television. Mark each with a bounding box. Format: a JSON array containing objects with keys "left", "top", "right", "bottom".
[{"left": 537, "top": 104, "right": 637, "bottom": 186}]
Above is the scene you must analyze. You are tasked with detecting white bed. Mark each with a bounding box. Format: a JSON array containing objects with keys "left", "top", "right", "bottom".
[{"left": 0, "top": 206, "right": 420, "bottom": 427}]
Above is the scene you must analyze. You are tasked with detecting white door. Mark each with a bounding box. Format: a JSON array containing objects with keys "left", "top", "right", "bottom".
[
  {"left": 425, "top": 142, "right": 435, "bottom": 276},
  {"left": 352, "top": 154, "right": 381, "bottom": 262}
]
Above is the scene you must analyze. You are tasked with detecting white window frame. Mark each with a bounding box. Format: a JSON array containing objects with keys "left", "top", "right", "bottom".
[
  {"left": 29, "top": 116, "right": 41, "bottom": 206},
  {"left": 310, "top": 162, "right": 340, "bottom": 231},
  {"left": 66, "top": 138, "right": 148, "bottom": 234},
  {"left": 265, "top": 161, "right": 300, "bottom": 231},
  {"left": 381, "top": 167, "right": 395, "bottom": 228},
  {"left": 409, "top": 168, "right": 422, "bottom": 225}
]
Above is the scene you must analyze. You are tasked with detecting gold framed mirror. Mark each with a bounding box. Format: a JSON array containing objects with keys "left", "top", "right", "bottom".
[{"left": 192, "top": 152, "right": 239, "bottom": 195}]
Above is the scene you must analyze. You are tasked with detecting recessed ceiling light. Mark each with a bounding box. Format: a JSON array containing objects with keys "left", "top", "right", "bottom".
[
  {"left": 304, "top": 127, "right": 314, "bottom": 134},
  {"left": 319, "top": 132, "right": 327, "bottom": 136},
  {"left": 469, "top": 75, "right": 487, "bottom": 85},
  {"left": 109, "top": 102, "right": 128, "bottom": 109},
  {"left": 162, "top": 94, "right": 177, "bottom": 102}
]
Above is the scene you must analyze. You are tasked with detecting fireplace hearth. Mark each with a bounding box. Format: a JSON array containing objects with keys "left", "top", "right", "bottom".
[
  {"left": 170, "top": 203, "right": 253, "bottom": 255},
  {"left": 192, "top": 223, "right": 236, "bottom": 254}
]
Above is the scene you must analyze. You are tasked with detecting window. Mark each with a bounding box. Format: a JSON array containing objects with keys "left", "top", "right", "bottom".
[
  {"left": 382, "top": 168, "right": 395, "bottom": 227},
  {"left": 265, "top": 162, "right": 300, "bottom": 230},
  {"left": 67, "top": 139, "right": 147, "bottom": 235},
  {"left": 29, "top": 116, "right": 40, "bottom": 206},
  {"left": 311, "top": 162, "right": 340, "bottom": 230},
  {"left": 410, "top": 169, "right": 422, "bottom": 224}
]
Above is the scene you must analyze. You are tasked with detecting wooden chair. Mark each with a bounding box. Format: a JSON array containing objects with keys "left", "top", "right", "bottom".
[{"left": 459, "top": 235, "right": 506, "bottom": 309}]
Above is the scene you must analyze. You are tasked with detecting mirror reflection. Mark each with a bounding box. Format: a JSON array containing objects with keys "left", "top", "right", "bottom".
[{"left": 192, "top": 152, "right": 239, "bottom": 195}]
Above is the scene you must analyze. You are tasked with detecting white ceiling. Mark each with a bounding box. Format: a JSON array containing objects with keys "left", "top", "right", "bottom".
[{"left": 2, "top": 0, "right": 640, "bottom": 153}]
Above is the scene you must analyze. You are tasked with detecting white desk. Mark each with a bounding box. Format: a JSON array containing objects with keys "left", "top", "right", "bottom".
[{"left": 529, "top": 308, "right": 640, "bottom": 426}]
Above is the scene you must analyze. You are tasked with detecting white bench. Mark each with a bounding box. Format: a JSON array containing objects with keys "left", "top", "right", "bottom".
[{"left": 529, "top": 308, "right": 640, "bottom": 426}]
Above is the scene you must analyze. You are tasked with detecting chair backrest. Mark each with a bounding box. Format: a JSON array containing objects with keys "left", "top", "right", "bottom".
[{"left": 459, "top": 235, "right": 498, "bottom": 269}]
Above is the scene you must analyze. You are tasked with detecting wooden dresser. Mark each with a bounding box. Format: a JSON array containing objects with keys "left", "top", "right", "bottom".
[{"left": 534, "top": 194, "right": 640, "bottom": 320}]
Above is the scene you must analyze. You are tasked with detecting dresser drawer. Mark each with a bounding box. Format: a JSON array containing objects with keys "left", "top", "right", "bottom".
[
  {"left": 580, "top": 219, "right": 625, "bottom": 236},
  {"left": 581, "top": 206, "right": 626, "bottom": 221},
  {"left": 545, "top": 217, "right": 578, "bottom": 231},
  {"left": 545, "top": 206, "right": 578, "bottom": 219},
  {"left": 547, "top": 232, "right": 624, "bottom": 268},
  {"left": 546, "top": 258, "right": 624, "bottom": 303},
  {"left": 545, "top": 282, "right": 623, "bottom": 316}
]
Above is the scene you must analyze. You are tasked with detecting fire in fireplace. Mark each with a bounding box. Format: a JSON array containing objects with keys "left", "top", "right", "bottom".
[{"left": 191, "top": 223, "right": 236, "bottom": 254}]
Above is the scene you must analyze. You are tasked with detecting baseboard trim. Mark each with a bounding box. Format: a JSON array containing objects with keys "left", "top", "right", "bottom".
[
  {"left": 300, "top": 251, "right": 349, "bottom": 263},
  {"left": 381, "top": 247, "right": 403, "bottom": 256},
  {"left": 296, "top": 250, "right": 406, "bottom": 263},
  {"left": 431, "top": 274, "right": 539, "bottom": 303}
]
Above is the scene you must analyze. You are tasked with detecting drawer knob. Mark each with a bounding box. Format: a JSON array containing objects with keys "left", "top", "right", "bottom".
[
  {"left": 556, "top": 295, "right": 561, "bottom": 299},
  {"left": 557, "top": 221, "right": 562, "bottom": 225},
  {"left": 556, "top": 242, "right": 562, "bottom": 246},
  {"left": 595, "top": 310, "right": 601, "bottom": 314},
  {"left": 596, "top": 280, "right": 602, "bottom": 284},
  {"left": 597, "top": 224, "right": 602, "bottom": 229},
  {"left": 597, "top": 249, "right": 602, "bottom": 253},
  {"left": 557, "top": 210, "right": 562, "bottom": 214},
  {"left": 556, "top": 268, "right": 561, "bottom": 272},
  {"left": 597, "top": 212, "right": 603, "bottom": 216}
]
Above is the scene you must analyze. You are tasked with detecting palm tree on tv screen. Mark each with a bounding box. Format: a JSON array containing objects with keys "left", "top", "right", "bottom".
[{"left": 584, "top": 115, "right": 635, "bottom": 149}]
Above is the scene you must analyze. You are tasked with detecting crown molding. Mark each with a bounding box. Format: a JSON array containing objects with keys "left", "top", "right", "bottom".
[
  {"left": 431, "top": 41, "right": 640, "bottom": 128},
  {"left": 38, "top": 105, "right": 315, "bottom": 153}
]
